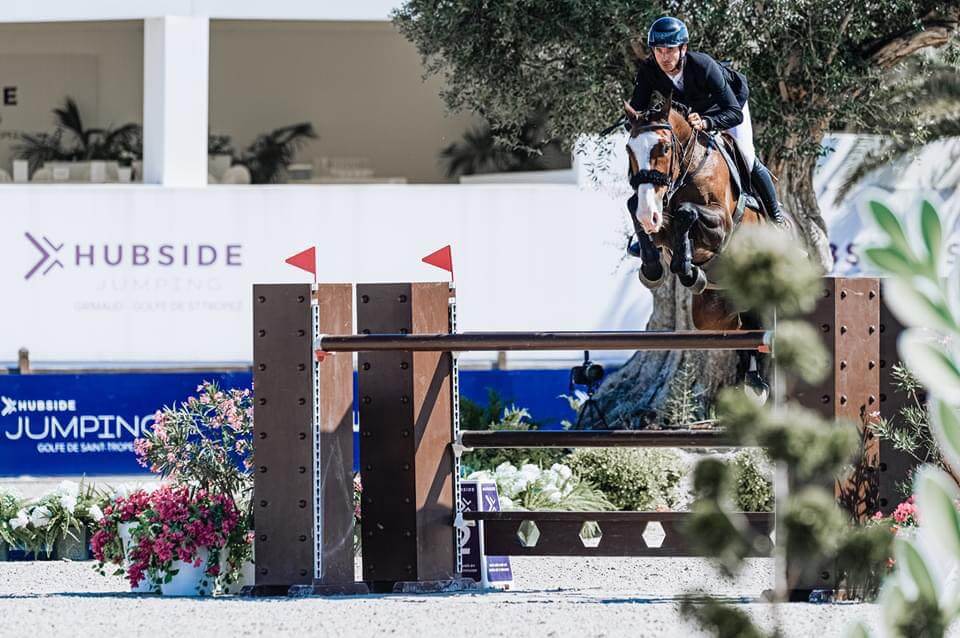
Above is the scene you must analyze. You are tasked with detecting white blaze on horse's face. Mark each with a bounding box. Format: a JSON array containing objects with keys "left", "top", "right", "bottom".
[{"left": 627, "top": 131, "right": 667, "bottom": 235}]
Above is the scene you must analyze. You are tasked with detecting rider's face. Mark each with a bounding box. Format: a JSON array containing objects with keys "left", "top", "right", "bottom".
[{"left": 653, "top": 46, "right": 683, "bottom": 74}]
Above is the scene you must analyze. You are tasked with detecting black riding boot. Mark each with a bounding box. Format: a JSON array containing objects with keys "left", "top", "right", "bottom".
[{"left": 751, "top": 161, "right": 786, "bottom": 225}]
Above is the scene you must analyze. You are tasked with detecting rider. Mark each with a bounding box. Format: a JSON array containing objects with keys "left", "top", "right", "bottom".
[{"left": 629, "top": 16, "right": 785, "bottom": 225}]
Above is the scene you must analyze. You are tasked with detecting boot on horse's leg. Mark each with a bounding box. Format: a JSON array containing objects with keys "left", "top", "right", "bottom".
[
  {"left": 739, "top": 310, "right": 770, "bottom": 404},
  {"left": 670, "top": 203, "right": 708, "bottom": 294},
  {"left": 751, "top": 160, "right": 786, "bottom": 226},
  {"left": 627, "top": 194, "right": 668, "bottom": 289}
]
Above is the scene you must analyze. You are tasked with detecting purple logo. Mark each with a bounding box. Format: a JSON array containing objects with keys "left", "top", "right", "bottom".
[
  {"left": 23, "top": 233, "right": 244, "bottom": 280},
  {"left": 24, "top": 233, "right": 64, "bottom": 280}
]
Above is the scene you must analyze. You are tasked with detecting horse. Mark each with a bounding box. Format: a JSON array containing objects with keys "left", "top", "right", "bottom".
[{"left": 622, "top": 92, "right": 778, "bottom": 393}]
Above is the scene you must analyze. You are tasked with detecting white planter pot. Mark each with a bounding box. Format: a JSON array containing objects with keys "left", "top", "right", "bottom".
[
  {"left": 118, "top": 521, "right": 155, "bottom": 593},
  {"left": 117, "top": 167, "right": 133, "bottom": 183},
  {"left": 160, "top": 547, "right": 212, "bottom": 597}
]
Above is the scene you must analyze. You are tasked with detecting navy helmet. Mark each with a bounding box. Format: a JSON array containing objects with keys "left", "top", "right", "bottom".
[{"left": 647, "top": 16, "right": 689, "bottom": 48}]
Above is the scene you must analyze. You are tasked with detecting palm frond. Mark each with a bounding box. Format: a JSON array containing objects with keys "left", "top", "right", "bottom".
[{"left": 241, "top": 122, "right": 318, "bottom": 184}]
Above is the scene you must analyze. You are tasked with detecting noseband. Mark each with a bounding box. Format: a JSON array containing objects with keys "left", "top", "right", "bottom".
[{"left": 626, "top": 121, "right": 698, "bottom": 214}]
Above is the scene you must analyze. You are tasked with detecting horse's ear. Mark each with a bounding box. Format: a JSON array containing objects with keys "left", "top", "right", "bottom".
[
  {"left": 659, "top": 91, "right": 673, "bottom": 120},
  {"left": 624, "top": 100, "right": 640, "bottom": 123}
]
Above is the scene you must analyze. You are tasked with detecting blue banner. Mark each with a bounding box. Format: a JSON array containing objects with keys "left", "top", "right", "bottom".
[
  {"left": 0, "top": 372, "right": 250, "bottom": 476},
  {"left": 0, "top": 367, "right": 584, "bottom": 477}
]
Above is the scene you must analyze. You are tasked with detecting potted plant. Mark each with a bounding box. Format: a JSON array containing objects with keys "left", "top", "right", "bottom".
[
  {"left": 125, "top": 485, "right": 240, "bottom": 596},
  {"left": 208, "top": 124, "right": 317, "bottom": 184},
  {"left": 0, "top": 487, "right": 26, "bottom": 561},
  {"left": 13, "top": 96, "right": 141, "bottom": 177},
  {"left": 24, "top": 480, "right": 100, "bottom": 560},
  {"left": 117, "top": 152, "right": 134, "bottom": 183},
  {"left": 92, "top": 488, "right": 156, "bottom": 591},
  {"left": 133, "top": 381, "right": 255, "bottom": 591}
]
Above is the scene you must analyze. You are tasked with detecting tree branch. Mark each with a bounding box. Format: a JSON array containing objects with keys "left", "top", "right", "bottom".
[
  {"left": 864, "top": 7, "right": 960, "bottom": 70},
  {"left": 825, "top": 6, "right": 856, "bottom": 67}
]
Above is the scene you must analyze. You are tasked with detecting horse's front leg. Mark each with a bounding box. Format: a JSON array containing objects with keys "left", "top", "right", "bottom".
[
  {"left": 670, "top": 203, "right": 708, "bottom": 293},
  {"left": 628, "top": 195, "right": 667, "bottom": 289},
  {"left": 670, "top": 203, "right": 697, "bottom": 281}
]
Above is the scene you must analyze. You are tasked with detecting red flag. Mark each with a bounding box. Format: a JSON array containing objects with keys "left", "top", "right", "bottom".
[
  {"left": 285, "top": 247, "right": 316, "bottom": 280},
  {"left": 422, "top": 245, "right": 454, "bottom": 280}
]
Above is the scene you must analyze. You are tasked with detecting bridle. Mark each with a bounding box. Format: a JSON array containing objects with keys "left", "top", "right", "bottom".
[{"left": 626, "top": 120, "right": 702, "bottom": 213}]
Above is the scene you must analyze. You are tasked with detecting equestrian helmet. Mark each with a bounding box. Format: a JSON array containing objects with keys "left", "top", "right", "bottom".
[{"left": 647, "top": 16, "right": 689, "bottom": 48}]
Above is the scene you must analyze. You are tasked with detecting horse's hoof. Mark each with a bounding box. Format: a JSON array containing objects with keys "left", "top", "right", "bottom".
[
  {"left": 679, "top": 266, "right": 708, "bottom": 294},
  {"left": 638, "top": 263, "right": 666, "bottom": 289},
  {"left": 744, "top": 371, "right": 770, "bottom": 406}
]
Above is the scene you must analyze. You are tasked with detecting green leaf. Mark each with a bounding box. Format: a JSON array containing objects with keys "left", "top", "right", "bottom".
[
  {"left": 869, "top": 201, "right": 913, "bottom": 258},
  {"left": 914, "top": 466, "right": 960, "bottom": 563},
  {"left": 920, "top": 200, "right": 943, "bottom": 270},
  {"left": 930, "top": 397, "right": 960, "bottom": 477},
  {"left": 879, "top": 580, "right": 910, "bottom": 630},
  {"left": 898, "top": 330, "right": 960, "bottom": 399},
  {"left": 863, "top": 246, "right": 918, "bottom": 277},
  {"left": 895, "top": 539, "right": 938, "bottom": 603},
  {"left": 884, "top": 278, "right": 957, "bottom": 333}
]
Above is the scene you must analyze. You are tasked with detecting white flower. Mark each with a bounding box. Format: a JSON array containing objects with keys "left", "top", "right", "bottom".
[
  {"left": 465, "top": 470, "right": 493, "bottom": 483},
  {"left": 494, "top": 462, "right": 518, "bottom": 478},
  {"left": 539, "top": 469, "right": 560, "bottom": 488},
  {"left": 9, "top": 509, "right": 29, "bottom": 530},
  {"left": 551, "top": 464, "right": 573, "bottom": 480},
  {"left": 55, "top": 480, "right": 80, "bottom": 498},
  {"left": 88, "top": 504, "right": 105, "bottom": 522},
  {"left": 59, "top": 494, "right": 78, "bottom": 514},
  {"left": 29, "top": 505, "right": 52, "bottom": 528},
  {"left": 498, "top": 496, "right": 515, "bottom": 510},
  {"left": 518, "top": 464, "right": 541, "bottom": 483},
  {"left": 542, "top": 486, "right": 562, "bottom": 503}
]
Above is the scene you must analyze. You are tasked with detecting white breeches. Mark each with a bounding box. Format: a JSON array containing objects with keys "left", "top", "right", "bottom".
[{"left": 727, "top": 101, "right": 756, "bottom": 170}]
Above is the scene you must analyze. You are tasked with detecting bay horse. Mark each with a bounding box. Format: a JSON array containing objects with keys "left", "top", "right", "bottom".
[{"left": 623, "top": 92, "right": 778, "bottom": 394}]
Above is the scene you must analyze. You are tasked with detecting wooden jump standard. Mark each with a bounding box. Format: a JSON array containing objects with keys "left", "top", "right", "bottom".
[{"left": 249, "top": 279, "right": 892, "bottom": 599}]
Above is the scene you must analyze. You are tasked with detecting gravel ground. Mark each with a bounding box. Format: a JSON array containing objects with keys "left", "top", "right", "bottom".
[
  {"left": 0, "top": 476, "right": 921, "bottom": 637},
  {"left": 0, "top": 557, "right": 894, "bottom": 638}
]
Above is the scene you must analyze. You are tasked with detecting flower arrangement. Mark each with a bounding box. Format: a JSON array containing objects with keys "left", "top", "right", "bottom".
[
  {"left": 93, "top": 485, "right": 242, "bottom": 594},
  {"left": 466, "top": 462, "right": 613, "bottom": 511},
  {"left": 91, "top": 488, "right": 153, "bottom": 581},
  {"left": 0, "top": 487, "right": 26, "bottom": 547},
  {"left": 870, "top": 496, "right": 920, "bottom": 541},
  {"left": 4, "top": 481, "right": 104, "bottom": 558},
  {"left": 134, "top": 381, "right": 254, "bottom": 501},
  {"left": 88, "top": 380, "right": 256, "bottom": 594},
  {"left": 127, "top": 485, "right": 240, "bottom": 592}
]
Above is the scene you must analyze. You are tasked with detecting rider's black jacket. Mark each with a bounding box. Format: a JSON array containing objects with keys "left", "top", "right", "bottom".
[{"left": 629, "top": 50, "right": 749, "bottom": 132}]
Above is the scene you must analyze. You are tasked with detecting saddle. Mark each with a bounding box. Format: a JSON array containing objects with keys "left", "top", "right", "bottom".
[{"left": 709, "top": 132, "right": 763, "bottom": 225}]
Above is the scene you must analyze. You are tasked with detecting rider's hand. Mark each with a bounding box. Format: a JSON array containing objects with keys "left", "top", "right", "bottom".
[{"left": 687, "top": 112, "right": 706, "bottom": 131}]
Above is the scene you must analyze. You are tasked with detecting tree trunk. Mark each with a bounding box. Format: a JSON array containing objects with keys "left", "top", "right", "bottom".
[
  {"left": 585, "top": 151, "right": 831, "bottom": 429},
  {"left": 585, "top": 275, "right": 738, "bottom": 429},
  {"left": 769, "top": 154, "right": 832, "bottom": 272}
]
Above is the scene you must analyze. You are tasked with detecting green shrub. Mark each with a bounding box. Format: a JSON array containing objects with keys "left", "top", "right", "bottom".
[
  {"left": 566, "top": 448, "right": 685, "bottom": 510},
  {"left": 731, "top": 449, "right": 774, "bottom": 512},
  {"left": 460, "top": 392, "right": 567, "bottom": 473}
]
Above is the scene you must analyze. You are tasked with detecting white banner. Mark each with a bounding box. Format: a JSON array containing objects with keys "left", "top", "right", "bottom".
[{"left": 1, "top": 184, "right": 647, "bottom": 363}]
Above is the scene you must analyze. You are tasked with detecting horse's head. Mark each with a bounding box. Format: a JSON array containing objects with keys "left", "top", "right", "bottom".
[{"left": 624, "top": 93, "right": 677, "bottom": 235}]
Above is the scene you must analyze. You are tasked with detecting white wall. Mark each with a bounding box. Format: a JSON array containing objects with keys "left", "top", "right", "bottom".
[
  {"left": 209, "top": 20, "right": 478, "bottom": 183},
  {"left": 0, "top": 183, "right": 645, "bottom": 367}
]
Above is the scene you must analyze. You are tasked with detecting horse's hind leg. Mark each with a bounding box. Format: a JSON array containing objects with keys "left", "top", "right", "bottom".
[{"left": 740, "top": 309, "right": 771, "bottom": 403}]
